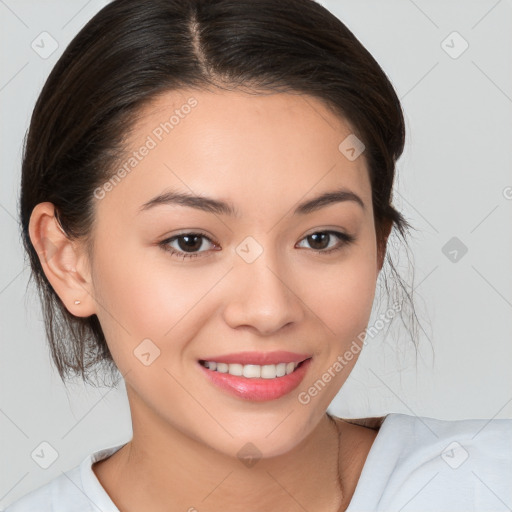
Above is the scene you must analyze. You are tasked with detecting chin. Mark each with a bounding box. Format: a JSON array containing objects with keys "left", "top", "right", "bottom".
[{"left": 210, "top": 416, "right": 318, "bottom": 461}]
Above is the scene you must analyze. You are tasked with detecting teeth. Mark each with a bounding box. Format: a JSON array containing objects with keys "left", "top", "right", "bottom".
[
  {"left": 216, "top": 362, "right": 228, "bottom": 373},
  {"left": 202, "top": 361, "right": 300, "bottom": 378},
  {"left": 229, "top": 363, "right": 243, "bottom": 376},
  {"left": 243, "top": 364, "right": 261, "bottom": 378}
]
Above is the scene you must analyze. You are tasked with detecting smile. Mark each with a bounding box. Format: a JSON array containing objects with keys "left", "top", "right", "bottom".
[
  {"left": 197, "top": 352, "right": 313, "bottom": 401},
  {"left": 199, "top": 360, "right": 302, "bottom": 379}
]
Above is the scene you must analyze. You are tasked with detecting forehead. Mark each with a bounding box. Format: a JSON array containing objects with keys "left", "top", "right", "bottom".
[{"left": 98, "top": 88, "right": 372, "bottom": 220}]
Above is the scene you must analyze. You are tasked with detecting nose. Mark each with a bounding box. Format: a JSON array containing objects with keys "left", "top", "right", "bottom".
[{"left": 222, "top": 250, "right": 305, "bottom": 336}]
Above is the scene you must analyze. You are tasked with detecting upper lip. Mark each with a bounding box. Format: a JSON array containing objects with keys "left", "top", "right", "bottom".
[{"left": 199, "top": 351, "right": 312, "bottom": 366}]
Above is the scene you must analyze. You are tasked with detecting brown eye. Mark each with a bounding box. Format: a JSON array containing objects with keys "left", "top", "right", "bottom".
[
  {"left": 159, "top": 233, "right": 217, "bottom": 260},
  {"left": 296, "top": 230, "right": 355, "bottom": 254}
]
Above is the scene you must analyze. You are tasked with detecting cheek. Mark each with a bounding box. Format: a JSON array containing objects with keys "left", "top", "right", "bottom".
[
  {"left": 90, "top": 239, "right": 222, "bottom": 362},
  {"left": 304, "top": 247, "right": 378, "bottom": 342},
  {"left": 88, "top": 232, "right": 161, "bottom": 350},
  {"left": 296, "top": 248, "right": 377, "bottom": 407},
  {"left": 328, "top": 264, "right": 376, "bottom": 334},
  {"left": 92, "top": 251, "right": 167, "bottom": 335}
]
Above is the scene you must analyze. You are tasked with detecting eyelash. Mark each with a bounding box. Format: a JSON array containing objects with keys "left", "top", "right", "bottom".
[{"left": 158, "top": 230, "right": 356, "bottom": 260}]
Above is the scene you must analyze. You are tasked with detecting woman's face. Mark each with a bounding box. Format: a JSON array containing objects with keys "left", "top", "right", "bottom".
[{"left": 87, "top": 88, "right": 384, "bottom": 458}]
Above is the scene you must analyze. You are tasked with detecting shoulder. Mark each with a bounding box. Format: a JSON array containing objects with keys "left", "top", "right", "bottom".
[
  {"left": 384, "top": 412, "right": 512, "bottom": 462},
  {"left": 3, "top": 466, "right": 85, "bottom": 512},
  {"left": 350, "top": 412, "right": 512, "bottom": 511},
  {"left": 3, "top": 444, "right": 125, "bottom": 512}
]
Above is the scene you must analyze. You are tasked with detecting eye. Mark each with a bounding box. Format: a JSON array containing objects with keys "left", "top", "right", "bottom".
[
  {"left": 158, "top": 232, "right": 218, "bottom": 260},
  {"left": 296, "top": 230, "right": 355, "bottom": 254},
  {"left": 158, "top": 229, "right": 355, "bottom": 261}
]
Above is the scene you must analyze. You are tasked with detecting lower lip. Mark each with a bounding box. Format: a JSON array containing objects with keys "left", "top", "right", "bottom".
[{"left": 198, "top": 358, "right": 312, "bottom": 402}]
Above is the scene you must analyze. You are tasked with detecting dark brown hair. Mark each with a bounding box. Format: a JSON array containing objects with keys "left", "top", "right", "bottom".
[{"left": 19, "top": 0, "right": 422, "bottom": 386}]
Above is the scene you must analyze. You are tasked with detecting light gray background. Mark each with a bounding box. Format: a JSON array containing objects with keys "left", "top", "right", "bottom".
[{"left": 1, "top": 0, "right": 511, "bottom": 507}]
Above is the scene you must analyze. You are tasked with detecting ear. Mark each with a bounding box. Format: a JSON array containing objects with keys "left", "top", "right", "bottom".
[
  {"left": 376, "top": 218, "right": 393, "bottom": 272},
  {"left": 28, "top": 202, "right": 96, "bottom": 317}
]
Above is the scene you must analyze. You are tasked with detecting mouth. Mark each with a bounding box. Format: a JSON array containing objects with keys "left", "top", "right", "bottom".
[{"left": 197, "top": 353, "right": 313, "bottom": 402}]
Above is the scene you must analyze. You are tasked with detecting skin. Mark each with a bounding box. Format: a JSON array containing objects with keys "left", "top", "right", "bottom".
[{"left": 29, "top": 88, "right": 391, "bottom": 511}]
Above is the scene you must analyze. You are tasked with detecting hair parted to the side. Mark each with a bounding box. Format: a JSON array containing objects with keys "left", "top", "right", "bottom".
[{"left": 19, "top": 0, "right": 424, "bottom": 387}]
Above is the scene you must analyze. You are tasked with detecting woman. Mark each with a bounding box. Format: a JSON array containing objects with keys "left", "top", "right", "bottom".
[{"left": 7, "top": 0, "right": 511, "bottom": 510}]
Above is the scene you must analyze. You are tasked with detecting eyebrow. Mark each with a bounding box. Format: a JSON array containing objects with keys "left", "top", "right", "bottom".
[{"left": 139, "top": 187, "right": 365, "bottom": 216}]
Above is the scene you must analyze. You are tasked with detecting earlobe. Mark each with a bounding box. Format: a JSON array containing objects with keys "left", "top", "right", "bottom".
[{"left": 28, "top": 202, "right": 95, "bottom": 317}]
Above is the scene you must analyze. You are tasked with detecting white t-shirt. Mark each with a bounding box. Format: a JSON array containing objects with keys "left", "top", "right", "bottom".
[{"left": 4, "top": 412, "right": 512, "bottom": 511}]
